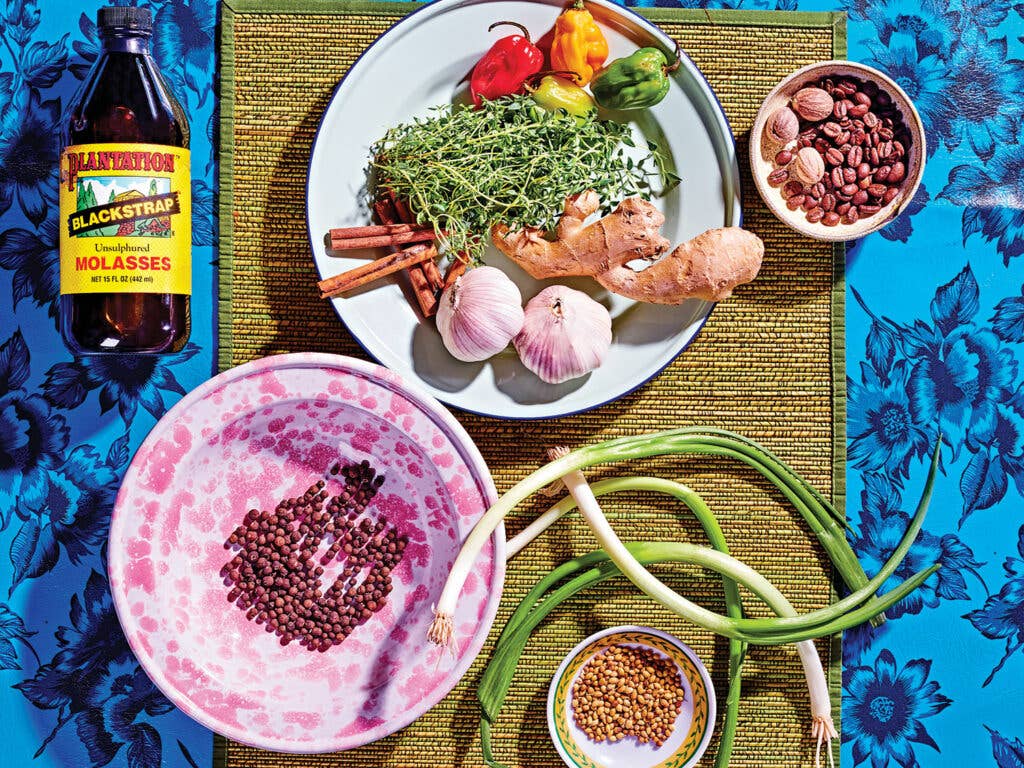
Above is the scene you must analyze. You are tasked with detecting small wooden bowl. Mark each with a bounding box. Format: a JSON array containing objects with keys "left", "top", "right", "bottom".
[{"left": 749, "top": 61, "right": 926, "bottom": 241}]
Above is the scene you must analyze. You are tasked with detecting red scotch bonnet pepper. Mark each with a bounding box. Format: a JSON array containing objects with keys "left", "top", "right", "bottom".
[{"left": 470, "top": 21, "right": 544, "bottom": 107}]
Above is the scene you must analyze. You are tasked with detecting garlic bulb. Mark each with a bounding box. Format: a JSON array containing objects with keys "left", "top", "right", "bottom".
[
  {"left": 515, "top": 286, "right": 612, "bottom": 384},
  {"left": 436, "top": 266, "right": 524, "bottom": 362}
]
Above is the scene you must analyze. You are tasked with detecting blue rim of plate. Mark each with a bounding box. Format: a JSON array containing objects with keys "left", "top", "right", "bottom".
[{"left": 305, "top": 0, "right": 742, "bottom": 421}]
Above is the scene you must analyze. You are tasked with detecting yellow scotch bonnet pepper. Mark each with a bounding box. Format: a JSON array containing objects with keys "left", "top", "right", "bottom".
[
  {"left": 529, "top": 74, "right": 597, "bottom": 119},
  {"left": 549, "top": 0, "right": 609, "bottom": 86}
]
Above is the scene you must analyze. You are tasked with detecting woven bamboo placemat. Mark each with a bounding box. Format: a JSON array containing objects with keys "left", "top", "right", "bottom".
[{"left": 217, "top": 3, "right": 846, "bottom": 766}]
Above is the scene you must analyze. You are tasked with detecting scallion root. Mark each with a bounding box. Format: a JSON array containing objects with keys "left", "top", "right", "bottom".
[
  {"left": 550, "top": 450, "right": 836, "bottom": 765},
  {"left": 427, "top": 607, "right": 453, "bottom": 647},
  {"left": 435, "top": 429, "right": 941, "bottom": 768},
  {"left": 813, "top": 714, "right": 839, "bottom": 768}
]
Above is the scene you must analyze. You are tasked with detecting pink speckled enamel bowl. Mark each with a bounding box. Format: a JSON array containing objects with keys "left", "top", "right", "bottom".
[{"left": 108, "top": 353, "right": 504, "bottom": 752}]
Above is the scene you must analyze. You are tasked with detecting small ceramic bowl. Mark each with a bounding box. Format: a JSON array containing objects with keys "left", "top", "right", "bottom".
[
  {"left": 547, "top": 626, "right": 716, "bottom": 768},
  {"left": 750, "top": 60, "right": 926, "bottom": 241}
]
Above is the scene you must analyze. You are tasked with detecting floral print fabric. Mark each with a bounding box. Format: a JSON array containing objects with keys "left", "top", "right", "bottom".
[
  {"left": 0, "top": 0, "right": 213, "bottom": 765},
  {"left": 1, "top": 0, "right": 1022, "bottom": 765}
]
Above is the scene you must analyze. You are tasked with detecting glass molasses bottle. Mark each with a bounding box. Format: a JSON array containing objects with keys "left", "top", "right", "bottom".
[{"left": 59, "top": 5, "right": 191, "bottom": 354}]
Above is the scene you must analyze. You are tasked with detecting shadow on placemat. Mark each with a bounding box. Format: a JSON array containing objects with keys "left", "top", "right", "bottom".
[{"left": 217, "top": 3, "right": 846, "bottom": 767}]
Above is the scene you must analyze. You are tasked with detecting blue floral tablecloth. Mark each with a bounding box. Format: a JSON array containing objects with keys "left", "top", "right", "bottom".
[{"left": 1, "top": 0, "right": 1022, "bottom": 766}]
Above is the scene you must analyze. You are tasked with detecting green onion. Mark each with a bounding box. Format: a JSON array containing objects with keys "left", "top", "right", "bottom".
[
  {"left": 545, "top": 439, "right": 939, "bottom": 642},
  {"left": 482, "top": 476, "right": 746, "bottom": 768},
  {"left": 546, "top": 452, "right": 834, "bottom": 764},
  {"left": 478, "top": 538, "right": 934, "bottom": 768},
  {"left": 479, "top": 539, "right": 933, "bottom": 767},
  {"left": 428, "top": 431, "right": 940, "bottom": 768},
  {"left": 430, "top": 428, "right": 885, "bottom": 647}
]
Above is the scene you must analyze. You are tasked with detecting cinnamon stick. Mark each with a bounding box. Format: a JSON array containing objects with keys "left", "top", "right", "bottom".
[
  {"left": 391, "top": 196, "right": 414, "bottom": 224},
  {"left": 318, "top": 244, "right": 438, "bottom": 299},
  {"left": 330, "top": 223, "right": 433, "bottom": 239},
  {"left": 442, "top": 259, "right": 468, "bottom": 290},
  {"left": 327, "top": 229, "right": 437, "bottom": 251},
  {"left": 373, "top": 198, "right": 400, "bottom": 228},
  {"left": 406, "top": 264, "right": 439, "bottom": 316},
  {"left": 382, "top": 192, "right": 439, "bottom": 316},
  {"left": 421, "top": 259, "right": 444, "bottom": 292}
]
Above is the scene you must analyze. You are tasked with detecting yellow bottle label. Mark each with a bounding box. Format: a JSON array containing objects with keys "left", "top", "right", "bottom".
[{"left": 59, "top": 143, "right": 191, "bottom": 295}]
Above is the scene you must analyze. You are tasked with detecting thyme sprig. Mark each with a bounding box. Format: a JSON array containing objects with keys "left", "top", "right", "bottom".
[{"left": 371, "top": 96, "right": 679, "bottom": 263}]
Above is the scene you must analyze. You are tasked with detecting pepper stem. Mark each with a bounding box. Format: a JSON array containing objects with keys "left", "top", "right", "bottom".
[
  {"left": 523, "top": 70, "right": 583, "bottom": 92},
  {"left": 664, "top": 39, "right": 682, "bottom": 74},
  {"left": 487, "top": 20, "right": 532, "bottom": 43}
]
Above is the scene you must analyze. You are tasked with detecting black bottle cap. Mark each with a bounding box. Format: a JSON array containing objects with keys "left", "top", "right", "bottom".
[{"left": 97, "top": 6, "right": 152, "bottom": 33}]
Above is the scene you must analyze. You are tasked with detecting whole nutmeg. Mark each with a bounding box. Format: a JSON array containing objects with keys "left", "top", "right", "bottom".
[
  {"left": 791, "top": 146, "right": 826, "bottom": 185},
  {"left": 768, "top": 106, "right": 799, "bottom": 144},
  {"left": 791, "top": 87, "right": 835, "bottom": 122}
]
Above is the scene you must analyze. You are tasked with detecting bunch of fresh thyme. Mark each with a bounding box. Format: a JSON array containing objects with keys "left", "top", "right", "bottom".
[{"left": 370, "top": 96, "right": 679, "bottom": 263}]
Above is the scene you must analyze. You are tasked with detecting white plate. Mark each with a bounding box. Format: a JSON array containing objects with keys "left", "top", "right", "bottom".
[{"left": 307, "top": 0, "right": 741, "bottom": 419}]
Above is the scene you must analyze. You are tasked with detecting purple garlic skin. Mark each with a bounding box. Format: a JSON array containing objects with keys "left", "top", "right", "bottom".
[
  {"left": 436, "top": 266, "right": 524, "bottom": 362},
  {"left": 514, "top": 285, "right": 612, "bottom": 384}
]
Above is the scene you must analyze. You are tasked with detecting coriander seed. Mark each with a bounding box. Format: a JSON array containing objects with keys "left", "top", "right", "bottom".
[{"left": 571, "top": 645, "right": 686, "bottom": 749}]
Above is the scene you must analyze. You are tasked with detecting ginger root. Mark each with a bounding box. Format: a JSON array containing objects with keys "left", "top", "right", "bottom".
[
  {"left": 491, "top": 192, "right": 764, "bottom": 305},
  {"left": 597, "top": 227, "right": 764, "bottom": 303},
  {"left": 491, "top": 191, "right": 670, "bottom": 280}
]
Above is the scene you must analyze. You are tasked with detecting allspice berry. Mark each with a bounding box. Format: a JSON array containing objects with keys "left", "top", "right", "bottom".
[
  {"left": 791, "top": 87, "right": 834, "bottom": 122},
  {"left": 791, "top": 146, "right": 826, "bottom": 185},
  {"left": 221, "top": 465, "right": 404, "bottom": 654},
  {"left": 768, "top": 106, "right": 799, "bottom": 144}
]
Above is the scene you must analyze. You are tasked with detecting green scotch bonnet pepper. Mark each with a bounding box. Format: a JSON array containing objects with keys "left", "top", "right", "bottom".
[
  {"left": 591, "top": 47, "right": 679, "bottom": 110},
  {"left": 529, "top": 74, "right": 596, "bottom": 118}
]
